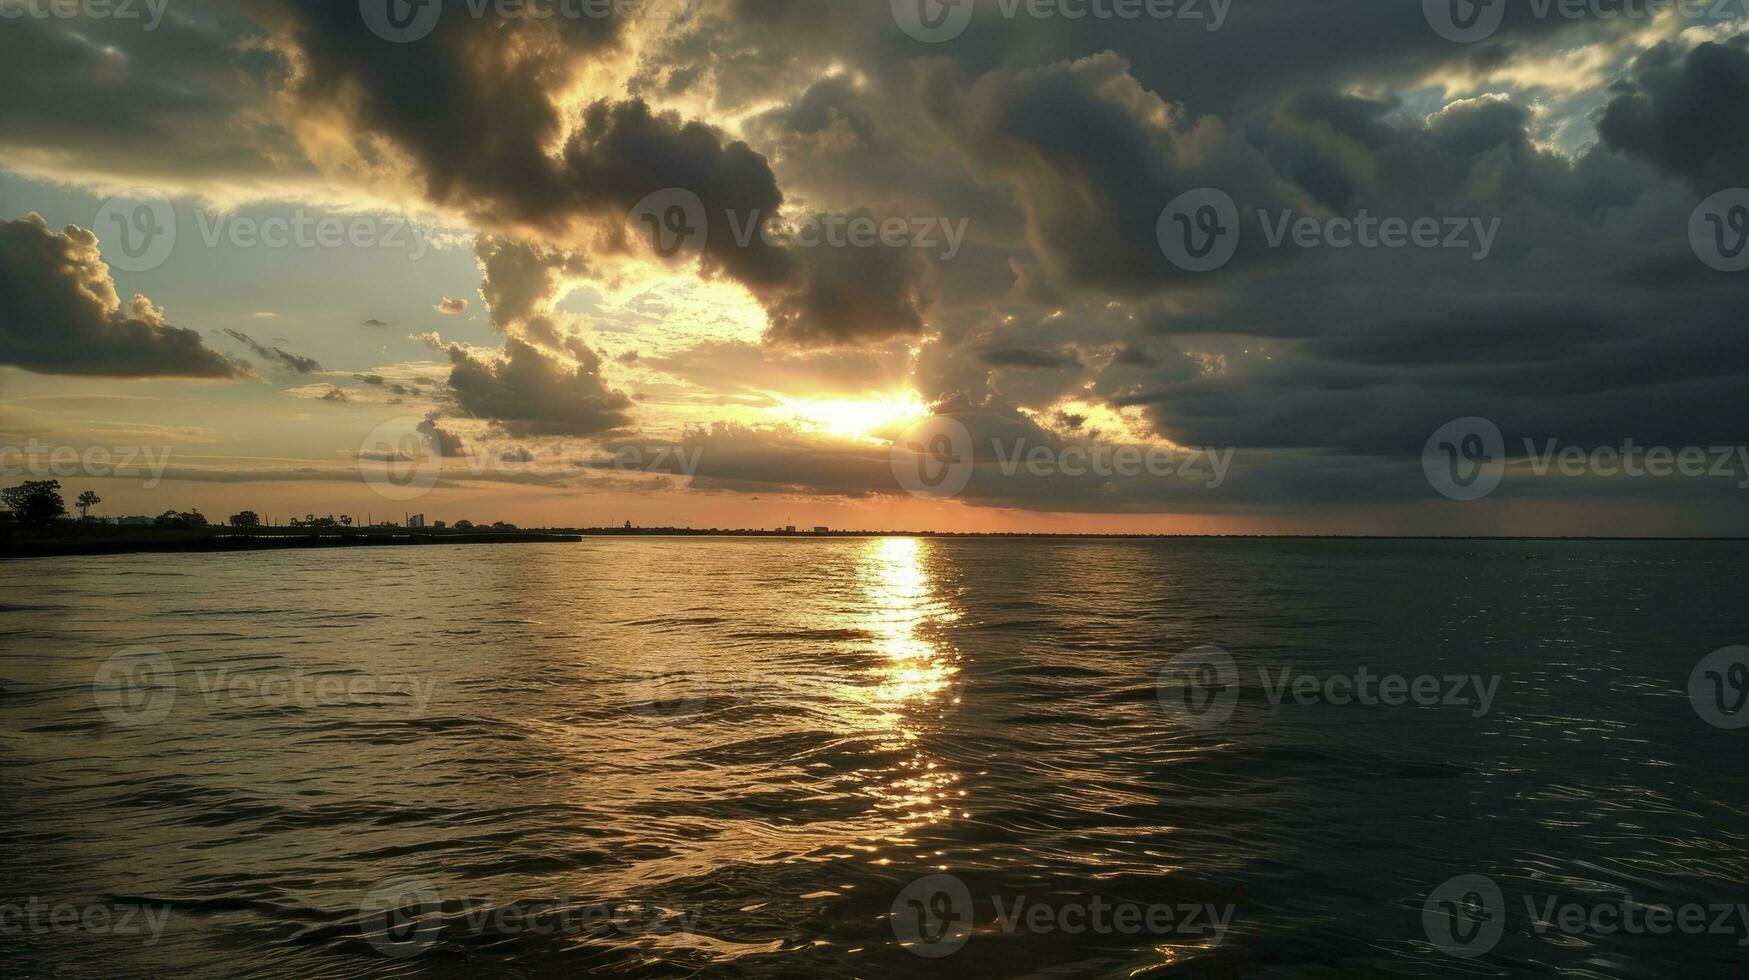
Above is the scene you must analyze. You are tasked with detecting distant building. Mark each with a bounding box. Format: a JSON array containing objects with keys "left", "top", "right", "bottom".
[
  {"left": 407, "top": 514, "right": 426, "bottom": 529},
  {"left": 813, "top": 526, "right": 829, "bottom": 534},
  {"left": 433, "top": 521, "right": 447, "bottom": 529},
  {"left": 783, "top": 525, "right": 797, "bottom": 533}
]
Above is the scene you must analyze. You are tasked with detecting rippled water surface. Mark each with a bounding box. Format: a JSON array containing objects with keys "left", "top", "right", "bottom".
[{"left": 3, "top": 538, "right": 1748, "bottom": 977}]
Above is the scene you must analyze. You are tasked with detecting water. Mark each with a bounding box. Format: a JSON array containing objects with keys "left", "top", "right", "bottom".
[{"left": 2, "top": 538, "right": 1747, "bottom": 977}]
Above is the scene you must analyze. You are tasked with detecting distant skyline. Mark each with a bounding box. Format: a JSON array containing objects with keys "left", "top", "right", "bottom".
[{"left": 4, "top": 1, "right": 1749, "bottom": 535}]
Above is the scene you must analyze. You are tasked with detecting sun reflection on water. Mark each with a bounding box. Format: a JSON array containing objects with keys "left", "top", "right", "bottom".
[{"left": 846, "top": 537, "right": 966, "bottom": 833}]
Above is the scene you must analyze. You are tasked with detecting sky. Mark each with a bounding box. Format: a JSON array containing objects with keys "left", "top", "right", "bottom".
[{"left": 1, "top": 0, "right": 1748, "bottom": 534}]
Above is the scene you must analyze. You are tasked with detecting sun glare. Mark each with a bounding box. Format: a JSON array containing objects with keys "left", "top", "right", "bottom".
[{"left": 775, "top": 392, "right": 931, "bottom": 441}]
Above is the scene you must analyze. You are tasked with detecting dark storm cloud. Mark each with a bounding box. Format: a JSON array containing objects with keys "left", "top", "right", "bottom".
[
  {"left": 562, "top": 102, "right": 936, "bottom": 344},
  {"left": 1074, "top": 77, "right": 1749, "bottom": 459},
  {"left": 1598, "top": 36, "right": 1749, "bottom": 189},
  {"left": 442, "top": 337, "right": 634, "bottom": 438},
  {"left": 258, "top": 0, "right": 944, "bottom": 348},
  {"left": 557, "top": 99, "right": 789, "bottom": 286},
  {"left": 5, "top": 0, "right": 1747, "bottom": 523},
  {"left": 978, "top": 346, "right": 1082, "bottom": 370},
  {"left": 475, "top": 238, "right": 591, "bottom": 334},
  {"left": 249, "top": 0, "right": 627, "bottom": 226},
  {"left": 221, "top": 328, "right": 322, "bottom": 373},
  {"left": 0, "top": 7, "right": 303, "bottom": 185},
  {"left": 0, "top": 214, "right": 249, "bottom": 379},
  {"left": 921, "top": 52, "right": 1294, "bottom": 295},
  {"left": 760, "top": 218, "right": 935, "bottom": 346},
  {"left": 417, "top": 413, "right": 469, "bottom": 457}
]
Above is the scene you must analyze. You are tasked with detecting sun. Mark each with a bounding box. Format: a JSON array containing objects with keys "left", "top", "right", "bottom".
[{"left": 774, "top": 392, "right": 932, "bottom": 442}]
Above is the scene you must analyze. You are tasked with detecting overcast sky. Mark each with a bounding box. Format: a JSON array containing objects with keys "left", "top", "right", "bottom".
[{"left": 2, "top": 0, "right": 1747, "bottom": 533}]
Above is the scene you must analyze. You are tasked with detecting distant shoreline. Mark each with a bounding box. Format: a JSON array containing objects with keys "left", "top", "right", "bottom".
[
  {"left": 3, "top": 525, "right": 1745, "bottom": 559},
  {"left": 570, "top": 530, "right": 1749, "bottom": 541},
  {"left": 0, "top": 527, "right": 582, "bottom": 560}
]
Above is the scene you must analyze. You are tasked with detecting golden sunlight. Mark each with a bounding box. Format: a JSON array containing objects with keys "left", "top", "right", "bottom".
[{"left": 773, "top": 392, "right": 931, "bottom": 442}]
